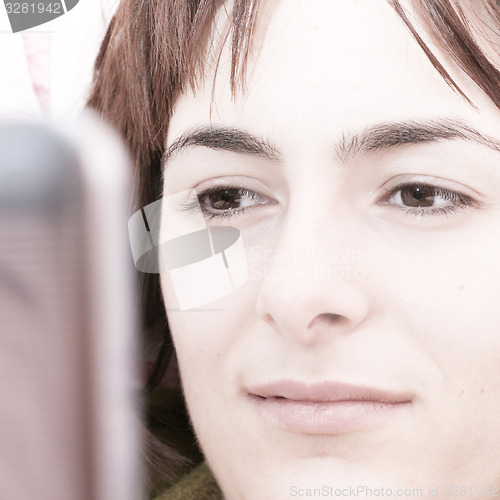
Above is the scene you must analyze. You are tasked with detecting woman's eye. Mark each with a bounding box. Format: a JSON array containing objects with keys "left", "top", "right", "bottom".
[
  {"left": 184, "top": 187, "right": 272, "bottom": 219},
  {"left": 382, "top": 182, "right": 478, "bottom": 216}
]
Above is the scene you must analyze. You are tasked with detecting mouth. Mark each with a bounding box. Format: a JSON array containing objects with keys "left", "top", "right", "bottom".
[{"left": 247, "top": 380, "right": 412, "bottom": 435}]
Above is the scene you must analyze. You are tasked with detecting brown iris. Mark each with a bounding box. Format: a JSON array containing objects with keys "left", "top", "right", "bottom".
[
  {"left": 400, "top": 185, "right": 437, "bottom": 208},
  {"left": 207, "top": 189, "right": 242, "bottom": 210}
]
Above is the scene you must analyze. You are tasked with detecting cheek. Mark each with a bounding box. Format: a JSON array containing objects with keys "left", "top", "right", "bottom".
[
  {"left": 159, "top": 222, "right": 273, "bottom": 372},
  {"left": 160, "top": 267, "right": 259, "bottom": 379},
  {"left": 366, "top": 223, "right": 500, "bottom": 476},
  {"left": 378, "top": 221, "right": 500, "bottom": 381},
  {"left": 161, "top": 273, "right": 261, "bottom": 456}
]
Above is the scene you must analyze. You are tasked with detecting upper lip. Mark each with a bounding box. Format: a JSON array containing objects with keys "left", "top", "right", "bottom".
[{"left": 248, "top": 380, "right": 412, "bottom": 404}]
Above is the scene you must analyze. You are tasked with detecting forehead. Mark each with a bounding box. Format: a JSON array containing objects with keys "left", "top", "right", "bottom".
[{"left": 167, "top": 0, "right": 500, "bottom": 146}]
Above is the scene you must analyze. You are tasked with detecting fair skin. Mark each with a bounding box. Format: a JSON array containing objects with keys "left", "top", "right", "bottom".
[{"left": 160, "top": 0, "right": 500, "bottom": 498}]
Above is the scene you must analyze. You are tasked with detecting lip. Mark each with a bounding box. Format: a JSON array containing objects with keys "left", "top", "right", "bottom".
[{"left": 247, "top": 380, "right": 412, "bottom": 435}]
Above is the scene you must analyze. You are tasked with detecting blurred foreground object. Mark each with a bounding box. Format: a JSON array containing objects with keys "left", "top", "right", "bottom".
[{"left": 0, "top": 114, "right": 142, "bottom": 500}]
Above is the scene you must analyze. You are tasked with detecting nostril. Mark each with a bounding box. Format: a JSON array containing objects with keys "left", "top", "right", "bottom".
[
  {"left": 322, "top": 313, "right": 344, "bottom": 323},
  {"left": 307, "top": 313, "right": 346, "bottom": 329}
]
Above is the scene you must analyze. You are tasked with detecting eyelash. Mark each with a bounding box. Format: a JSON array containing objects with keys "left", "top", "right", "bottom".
[{"left": 379, "top": 181, "right": 479, "bottom": 217}]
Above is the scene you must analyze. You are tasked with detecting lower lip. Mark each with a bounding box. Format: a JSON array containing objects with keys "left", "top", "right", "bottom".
[{"left": 250, "top": 396, "right": 410, "bottom": 435}]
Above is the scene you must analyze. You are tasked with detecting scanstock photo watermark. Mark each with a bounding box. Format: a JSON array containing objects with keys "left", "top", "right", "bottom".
[
  {"left": 248, "top": 245, "right": 379, "bottom": 282},
  {"left": 289, "top": 484, "right": 499, "bottom": 497},
  {"left": 2, "top": 0, "right": 78, "bottom": 32}
]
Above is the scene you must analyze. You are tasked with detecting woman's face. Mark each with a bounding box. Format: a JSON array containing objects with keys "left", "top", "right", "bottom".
[{"left": 160, "top": 0, "right": 500, "bottom": 498}]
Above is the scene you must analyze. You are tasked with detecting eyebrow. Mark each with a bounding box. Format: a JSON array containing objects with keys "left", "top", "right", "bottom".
[
  {"left": 163, "top": 126, "right": 281, "bottom": 165},
  {"left": 337, "top": 118, "right": 500, "bottom": 162},
  {"left": 163, "top": 118, "right": 500, "bottom": 168}
]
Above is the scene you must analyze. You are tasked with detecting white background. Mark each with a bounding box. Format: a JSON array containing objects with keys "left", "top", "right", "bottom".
[{"left": 0, "top": 0, "right": 117, "bottom": 117}]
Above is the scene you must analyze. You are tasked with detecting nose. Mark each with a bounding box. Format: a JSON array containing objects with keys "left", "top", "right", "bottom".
[{"left": 255, "top": 211, "right": 372, "bottom": 347}]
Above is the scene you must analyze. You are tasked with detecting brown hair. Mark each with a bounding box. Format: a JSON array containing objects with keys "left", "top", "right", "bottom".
[{"left": 86, "top": 0, "right": 500, "bottom": 493}]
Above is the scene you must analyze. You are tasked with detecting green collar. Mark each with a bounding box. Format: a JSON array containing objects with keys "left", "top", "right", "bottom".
[{"left": 153, "top": 462, "right": 223, "bottom": 500}]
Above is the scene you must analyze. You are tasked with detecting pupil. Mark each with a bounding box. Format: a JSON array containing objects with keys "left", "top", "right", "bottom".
[{"left": 413, "top": 188, "right": 423, "bottom": 200}]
